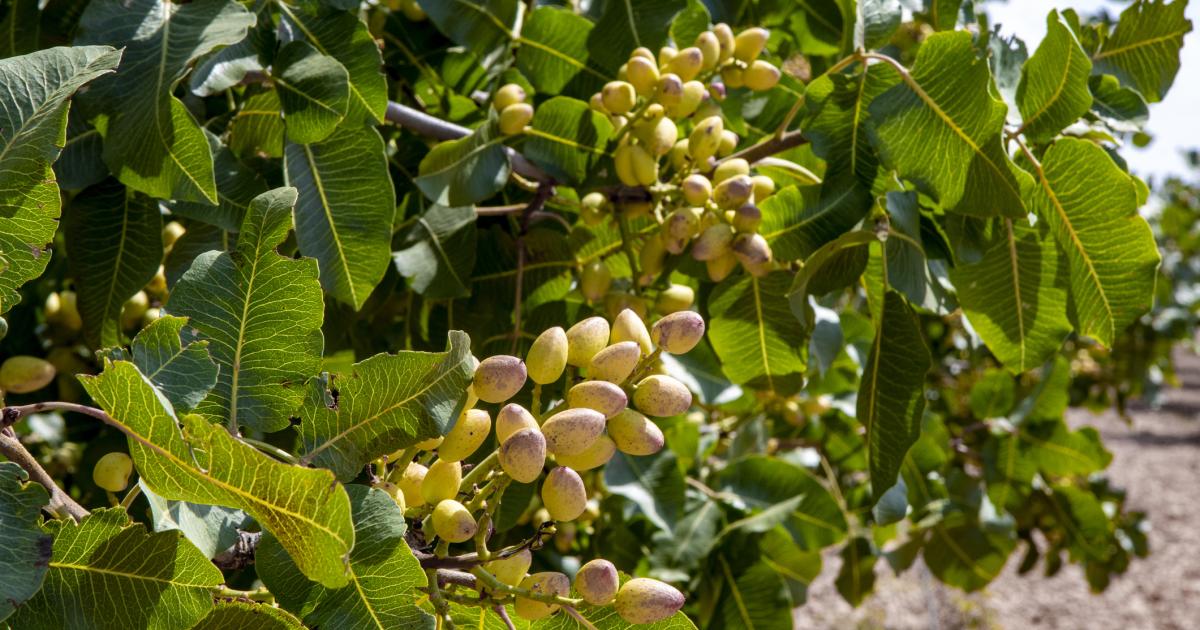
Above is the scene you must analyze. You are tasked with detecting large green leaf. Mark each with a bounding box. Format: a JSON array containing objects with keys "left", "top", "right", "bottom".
[
  {"left": 524, "top": 96, "right": 614, "bottom": 185},
  {"left": 760, "top": 183, "right": 873, "bottom": 262},
  {"left": 276, "top": 2, "right": 388, "bottom": 123},
  {"left": 950, "top": 218, "right": 1071, "bottom": 373},
  {"left": 285, "top": 125, "right": 395, "bottom": 309},
  {"left": 9, "top": 508, "right": 222, "bottom": 630},
  {"left": 415, "top": 119, "right": 510, "bottom": 207},
  {"left": 924, "top": 0, "right": 961, "bottom": 30},
  {"left": 65, "top": 180, "right": 163, "bottom": 349},
  {"left": 1016, "top": 12, "right": 1093, "bottom": 143},
  {"left": 258, "top": 485, "right": 434, "bottom": 630},
  {"left": 189, "top": 602, "right": 305, "bottom": 629},
  {"left": 716, "top": 456, "right": 847, "bottom": 550},
  {"left": 418, "top": 0, "right": 517, "bottom": 68},
  {"left": 517, "top": 7, "right": 611, "bottom": 98},
  {"left": 0, "top": 463, "right": 51, "bottom": 624},
  {"left": 834, "top": 537, "right": 877, "bottom": 606},
  {"left": 858, "top": 290, "right": 930, "bottom": 501},
  {"left": 604, "top": 450, "right": 687, "bottom": 533},
  {"left": 711, "top": 558, "right": 794, "bottom": 630},
  {"left": 1091, "top": 0, "right": 1192, "bottom": 103},
  {"left": 708, "top": 271, "right": 806, "bottom": 396},
  {"left": 76, "top": 0, "right": 254, "bottom": 203},
  {"left": 588, "top": 0, "right": 686, "bottom": 75},
  {"left": 0, "top": 45, "right": 121, "bottom": 314},
  {"left": 273, "top": 41, "right": 350, "bottom": 145},
  {"left": 651, "top": 498, "right": 722, "bottom": 576},
  {"left": 78, "top": 361, "right": 355, "bottom": 588},
  {"left": 803, "top": 63, "right": 894, "bottom": 191},
  {"left": 168, "top": 187, "right": 325, "bottom": 433},
  {"left": 867, "top": 32, "right": 1032, "bottom": 217},
  {"left": 393, "top": 205, "right": 478, "bottom": 300},
  {"left": 168, "top": 130, "right": 269, "bottom": 232},
  {"left": 1029, "top": 138, "right": 1159, "bottom": 346},
  {"left": 229, "top": 90, "right": 286, "bottom": 159},
  {"left": 297, "top": 331, "right": 474, "bottom": 481},
  {"left": 140, "top": 481, "right": 250, "bottom": 559},
  {"left": 131, "top": 315, "right": 219, "bottom": 412},
  {"left": 922, "top": 523, "right": 1014, "bottom": 592}
]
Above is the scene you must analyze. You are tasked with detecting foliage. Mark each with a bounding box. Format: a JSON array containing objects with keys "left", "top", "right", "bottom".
[{"left": 0, "top": 0, "right": 1192, "bottom": 627}]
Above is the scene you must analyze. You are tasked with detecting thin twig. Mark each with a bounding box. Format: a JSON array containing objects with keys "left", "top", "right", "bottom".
[
  {"left": 0, "top": 427, "right": 89, "bottom": 521},
  {"left": 719, "top": 129, "right": 810, "bottom": 166},
  {"left": 494, "top": 605, "right": 517, "bottom": 630}
]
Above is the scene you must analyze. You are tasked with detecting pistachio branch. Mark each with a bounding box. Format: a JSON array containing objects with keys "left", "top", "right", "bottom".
[{"left": 0, "top": 427, "right": 89, "bottom": 521}]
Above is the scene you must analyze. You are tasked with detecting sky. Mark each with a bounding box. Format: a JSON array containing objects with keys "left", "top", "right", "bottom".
[{"left": 983, "top": 0, "right": 1199, "bottom": 183}]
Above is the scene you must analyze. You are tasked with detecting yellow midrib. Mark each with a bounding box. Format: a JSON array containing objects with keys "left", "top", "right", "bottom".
[
  {"left": 1004, "top": 219, "right": 1028, "bottom": 370},
  {"left": 1093, "top": 28, "right": 1189, "bottom": 61},
  {"left": 50, "top": 560, "right": 214, "bottom": 588},
  {"left": 751, "top": 275, "right": 775, "bottom": 394}
]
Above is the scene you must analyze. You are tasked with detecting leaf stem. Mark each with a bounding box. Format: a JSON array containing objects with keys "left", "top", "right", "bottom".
[
  {"left": 239, "top": 437, "right": 299, "bottom": 464},
  {"left": 460, "top": 451, "right": 500, "bottom": 493},
  {"left": 213, "top": 585, "right": 274, "bottom": 602},
  {"left": 119, "top": 483, "right": 142, "bottom": 511}
]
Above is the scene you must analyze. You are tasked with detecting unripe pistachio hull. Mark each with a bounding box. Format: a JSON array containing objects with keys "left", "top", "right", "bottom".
[
  {"left": 526, "top": 326, "right": 569, "bottom": 384},
  {"left": 541, "top": 408, "right": 607, "bottom": 456},
  {"left": 566, "top": 317, "right": 610, "bottom": 367},
  {"left": 588, "top": 341, "right": 642, "bottom": 383},
  {"left": 633, "top": 374, "right": 693, "bottom": 417},
  {"left": 514, "top": 572, "right": 570, "bottom": 620},
  {"left": 553, "top": 435, "right": 616, "bottom": 472},
  {"left": 651, "top": 310, "right": 706, "bottom": 354},
  {"left": 608, "top": 409, "right": 666, "bottom": 456},
  {"left": 615, "top": 578, "right": 686, "bottom": 624},
  {"left": 495, "top": 403, "right": 539, "bottom": 443},
  {"left": 438, "top": 408, "right": 491, "bottom": 462},
  {"left": 432, "top": 499, "right": 476, "bottom": 543},
  {"left": 541, "top": 466, "right": 587, "bottom": 521},
  {"left": 576, "top": 559, "right": 620, "bottom": 605},
  {"left": 421, "top": 460, "right": 461, "bottom": 504},
  {"left": 473, "top": 355, "right": 527, "bottom": 403},
  {"left": 567, "top": 380, "right": 629, "bottom": 418},
  {"left": 499, "top": 428, "right": 547, "bottom": 483}
]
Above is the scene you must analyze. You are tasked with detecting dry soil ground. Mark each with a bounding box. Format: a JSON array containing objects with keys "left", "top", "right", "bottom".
[{"left": 793, "top": 350, "right": 1200, "bottom": 630}]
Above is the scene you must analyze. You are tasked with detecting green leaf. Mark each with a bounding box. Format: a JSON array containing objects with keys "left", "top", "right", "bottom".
[
  {"left": 517, "top": 7, "right": 610, "bottom": 98},
  {"left": 708, "top": 271, "right": 806, "bottom": 396},
  {"left": 419, "top": 0, "right": 517, "bottom": 68},
  {"left": 969, "top": 369, "right": 1016, "bottom": 419},
  {"left": 168, "top": 130, "right": 269, "bottom": 232},
  {"left": 651, "top": 498, "right": 722, "bottom": 573},
  {"left": 189, "top": 602, "right": 305, "bottom": 629},
  {"left": 415, "top": 120, "right": 510, "bottom": 207},
  {"left": 64, "top": 180, "right": 163, "bottom": 349},
  {"left": 760, "top": 183, "right": 873, "bottom": 262},
  {"left": 258, "top": 485, "right": 434, "bottom": 630},
  {"left": 9, "top": 508, "right": 222, "bottom": 630},
  {"left": 834, "top": 537, "right": 877, "bottom": 606},
  {"left": 393, "top": 206, "right": 478, "bottom": 300},
  {"left": 858, "top": 290, "right": 930, "bottom": 501},
  {"left": 1028, "top": 138, "right": 1159, "bottom": 346},
  {"left": 524, "top": 96, "right": 614, "bottom": 185},
  {"left": 229, "top": 90, "right": 285, "bottom": 159},
  {"left": 788, "top": 230, "right": 877, "bottom": 325},
  {"left": 0, "top": 45, "right": 121, "bottom": 314},
  {"left": 276, "top": 2, "right": 388, "bottom": 123},
  {"left": 858, "top": 0, "right": 903, "bottom": 50},
  {"left": 274, "top": 41, "right": 350, "bottom": 145},
  {"left": 189, "top": 37, "right": 264, "bottom": 97},
  {"left": 131, "top": 315, "right": 219, "bottom": 412},
  {"left": 298, "top": 331, "right": 474, "bottom": 481},
  {"left": 286, "top": 125, "right": 396, "bottom": 309},
  {"left": 1021, "top": 419, "right": 1111, "bottom": 477},
  {"left": 670, "top": 0, "right": 711, "bottom": 52},
  {"left": 76, "top": 0, "right": 254, "bottom": 203},
  {"left": 1016, "top": 12, "right": 1093, "bottom": 143},
  {"left": 0, "top": 463, "right": 51, "bottom": 624},
  {"left": 804, "top": 63, "right": 893, "bottom": 191},
  {"left": 1091, "top": 0, "right": 1192, "bottom": 103},
  {"left": 867, "top": 31, "right": 1032, "bottom": 217},
  {"left": 604, "top": 450, "right": 686, "bottom": 533},
  {"left": 716, "top": 456, "right": 847, "bottom": 550},
  {"left": 950, "top": 218, "right": 1071, "bottom": 373},
  {"left": 1088, "top": 74, "right": 1149, "bottom": 132},
  {"left": 589, "top": 0, "right": 687, "bottom": 75},
  {"left": 55, "top": 112, "right": 108, "bottom": 191},
  {"left": 168, "top": 187, "right": 325, "bottom": 433},
  {"left": 78, "top": 361, "right": 355, "bottom": 588},
  {"left": 0, "top": 0, "right": 39, "bottom": 57},
  {"left": 759, "top": 527, "right": 823, "bottom": 605},
  {"left": 924, "top": 0, "right": 961, "bottom": 31},
  {"left": 140, "top": 481, "right": 250, "bottom": 559},
  {"left": 922, "top": 523, "right": 1014, "bottom": 591},
  {"left": 712, "top": 558, "right": 794, "bottom": 630},
  {"left": 164, "top": 224, "right": 234, "bottom": 290}
]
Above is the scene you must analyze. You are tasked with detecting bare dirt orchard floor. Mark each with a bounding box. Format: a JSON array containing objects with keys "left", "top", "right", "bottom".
[{"left": 794, "top": 349, "right": 1200, "bottom": 630}]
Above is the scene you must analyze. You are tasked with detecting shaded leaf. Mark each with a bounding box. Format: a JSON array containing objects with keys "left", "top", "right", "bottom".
[
  {"left": 419, "top": 0, "right": 517, "bottom": 68},
  {"left": 708, "top": 271, "right": 806, "bottom": 396},
  {"left": 923, "top": 523, "right": 1014, "bottom": 592},
  {"left": 605, "top": 449, "right": 686, "bottom": 533},
  {"left": 517, "top": 7, "right": 610, "bottom": 98},
  {"left": 140, "top": 481, "right": 250, "bottom": 559},
  {"left": 274, "top": 41, "right": 349, "bottom": 144},
  {"left": 168, "top": 130, "right": 269, "bottom": 232},
  {"left": 588, "top": 0, "right": 686, "bottom": 75},
  {"left": 1088, "top": 74, "right": 1148, "bottom": 132},
  {"left": 834, "top": 537, "right": 877, "bottom": 606},
  {"left": 189, "top": 602, "right": 305, "bottom": 630},
  {"left": 415, "top": 119, "right": 510, "bottom": 207},
  {"left": 711, "top": 558, "right": 794, "bottom": 630},
  {"left": 716, "top": 456, "right": 847, "bottom": 550},
  {"left": 393, "top": 206, "right": 478, "bottom": 300},
  {"left": 65, "top": 180, "right": 163, "bottom": 349},
  {"left": 229, "top": 90, "right": 285, "bottom": 159},
  {"left": 858, "top": 290, "right": 930, "bottom": 501},
  {"left": 76, "top": 0, "right": 254, "bottom": 202},
  {"left": 760, "top": 182, "right": 873, "bottom": 262},
  {"left": 286, "top": 125, "right": 395, "bottom": 309}
]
